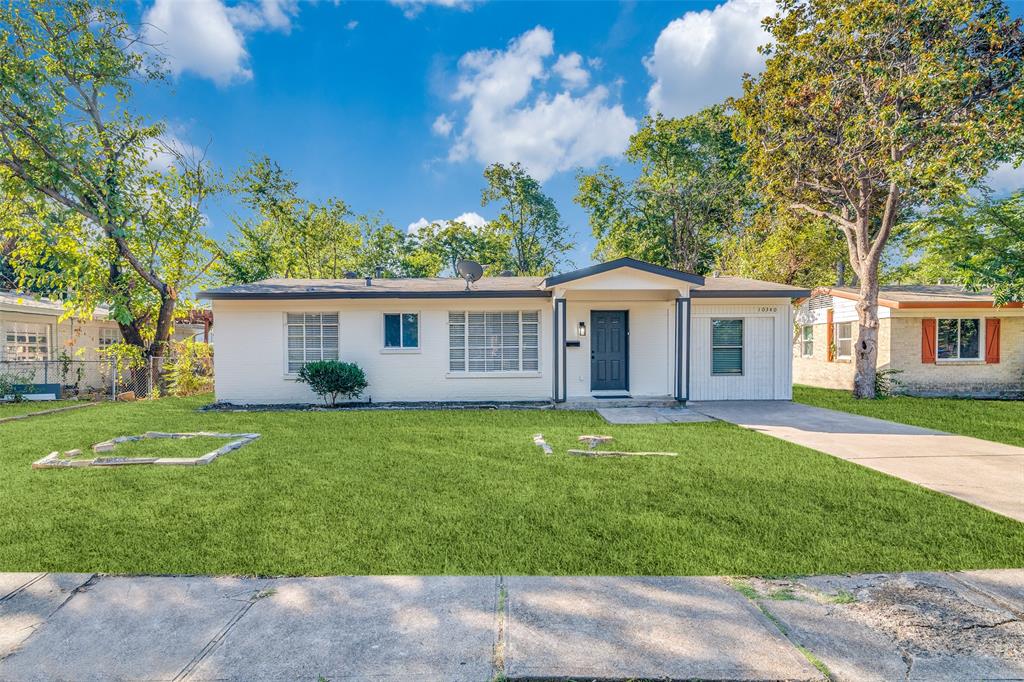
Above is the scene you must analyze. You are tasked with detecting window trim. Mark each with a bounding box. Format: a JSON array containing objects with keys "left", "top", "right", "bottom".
[
  {"left": 800, "top": 325, "right": 814, "bottom": 358},
  {"left": 711, "top": 318, "right": 744, "bottom": 377},
  {"left": 936, "top": 317, "right": 983, "bottom": 363},
  {"left": 283, "top": 311, "right": 340, "bottom": 376},
  {"left": 834, "top": 321, "right": 853, "bottom": 360},
  {"left": 447, "top": 310, "right": 541, "bottom": 375},
  {"left": 381, "top": 312, "right": 421, "bottom": 353}
]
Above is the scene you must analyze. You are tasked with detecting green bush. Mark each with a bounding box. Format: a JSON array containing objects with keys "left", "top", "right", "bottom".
[
  {"left": 165, "top": 339, "right": 214, "bottom": 397},
  {"left": 297, "top": 360, "right": 368, "bottom": 406}
]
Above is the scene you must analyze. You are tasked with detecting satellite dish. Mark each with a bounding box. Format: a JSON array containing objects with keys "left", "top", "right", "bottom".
[{"left": 456, "top": 260, "right": 484, "bottom": 291}]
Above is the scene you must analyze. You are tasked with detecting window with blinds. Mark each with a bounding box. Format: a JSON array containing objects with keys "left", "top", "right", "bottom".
[
  {"left": 711, "top": 318, "right": 743, "bottom": 376},
  {"left": 448, "top": 311, "right": 539, "bottom": 373},
  {"left": 286, "top": 313, "right": 339, "bottom": 373}
]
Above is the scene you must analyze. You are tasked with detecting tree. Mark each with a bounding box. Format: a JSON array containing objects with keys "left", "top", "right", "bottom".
[
  {"left": 0, "top": 0, "right": 217, "bottom": 358},
  {"left": 413, "top": 219, "right": 503, "bottom": 276},
  {"left": 735, "top": 0, "right": 1024, "bottom": 397},
  {"left": 575, "top": 106, "right": 750, "bottom": 273},
  {"left": 899, "top": 191, "right": 1024, "bottom": 305},
  {"left": 481, "top": 162, "right": 573, "bottom": 275},
  {"left": 717, "top": 206, "right": 849, "bottom": 288}
]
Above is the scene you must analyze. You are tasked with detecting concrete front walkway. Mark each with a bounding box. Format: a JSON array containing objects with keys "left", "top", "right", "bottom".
[
  {"left": 690, "top": 400, "right": 1024, "bottom": 522},
  {"left": 1, "top": 571, "right": 1022, "bottom": 680}
]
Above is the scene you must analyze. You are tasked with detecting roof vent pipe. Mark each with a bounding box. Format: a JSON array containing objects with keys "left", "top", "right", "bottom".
[
  {"left": 375, "top": 267, "right": 383, "bottom": 279},
  {"left": 365, "top": 276, "right": 372, "bottom": 287}
]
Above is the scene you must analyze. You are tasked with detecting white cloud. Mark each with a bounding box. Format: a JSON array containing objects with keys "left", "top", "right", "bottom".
[
  {"left": 390, "top": 0, "right": 476, "bottom": 19},
  {"left": 645, "top": 0, "right": 777, "bottom": 117},
  {"left": 146, "top": 130, "right": 205, "bottom": 173},
  {"left": 553, "top": 53, "right": 589, "bottom": 89},
  {"left": 432, "top": 114, "right": 453, "bottom": 137},
  {"left": 345, "top": 19, "right": 359, "bottom": 30},
  {"left": 407, "top": 211, "right": 489, "bottom": 235},
  {"left": 985, "top": 162, "right": 1024, "bottom": 194},
  {"left": 142, "top": 0, "right": 298, "bottom": 86},
  {"left": 444, "top": 26, "right": 636, "bottom": 182}
]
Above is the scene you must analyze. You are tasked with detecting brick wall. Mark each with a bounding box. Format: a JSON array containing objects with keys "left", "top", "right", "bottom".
[{"left": 888, "top": 316, "right": 1024, "bottom": 398}]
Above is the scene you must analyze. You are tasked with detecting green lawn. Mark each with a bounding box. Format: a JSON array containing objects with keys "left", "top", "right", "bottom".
[
  {"left": 0, "top": 399, "right": 86, "bottom": 419},
  {"left": 1, "top": 396, "right": 1022, "bottom": 576},
  {"left": 794, "top": 384, "right": 1024, "bottom": 447}
]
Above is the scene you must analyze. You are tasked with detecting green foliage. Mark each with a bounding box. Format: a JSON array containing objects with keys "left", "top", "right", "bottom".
[
  {"left": 102, "top": 342, "right": 145, "bottom": 382},
  {"left": 735, "top": 0, "right": 1024, "bottom": 397},
  {"left": 482, "top": 162, "right": 573, "bottom": 275},
  {"left": 0, "top": 0, "right": 218, "bottom": 356},
  {"left": 0, "top": 367, "right": 34, "bottom": 402},
  {"left": 165, "top": 339, "right": 213, "bottom": 397},
  {"left": 576, "top": 106, "right": 749, "bottom": 273},
  {"left": 296, "top": 360, "right": 368, "bottom": 406},
  {"left": 413, "top": 220, "right": 503, "bottom": 277},
  {"left": 897, "top": 192, "right": 1024, "bottom": 305},
  {"left": 873, "top": 368, "right": 904, "bottom": 398},
  {"left": 218, "top": 158, "right": 439, "bottom": 282},
  {"left": 718, "top": 205, "right": 848, "bottom": 287}
]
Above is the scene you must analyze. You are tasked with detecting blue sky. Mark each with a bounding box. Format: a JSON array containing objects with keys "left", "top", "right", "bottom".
[{"left": 130, "top": 0, "right": 1024, "bottom": 268}]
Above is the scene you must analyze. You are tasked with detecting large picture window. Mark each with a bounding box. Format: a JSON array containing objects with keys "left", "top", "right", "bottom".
[
  {"left": 835, "top": 322, "right": 853, "bottom": 359},
  {"left": 384, "top": 313, "right": 419, "bottom": 349},
  {"left": 286, "top": 313, "right": 339, "bottom": 373},
  {"left": 449, "top": 311, "right": 539, "bottom": 373},
  {"left": 3, "top": 322, "right": 50, "bottom": 361},
  {"left": 937, "top": 318, "right": 980, "bottom": 360},
  {"left": 711, "top": 319, "right": 743, "bottom": 376}
]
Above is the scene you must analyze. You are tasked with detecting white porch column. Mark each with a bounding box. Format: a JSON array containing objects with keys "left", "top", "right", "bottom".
[
  {"left": 675, "top": 297, "right": 691, "bottom": 402},
  {"left": 552, "top": 296, "right": 567, "bottom": 402}
]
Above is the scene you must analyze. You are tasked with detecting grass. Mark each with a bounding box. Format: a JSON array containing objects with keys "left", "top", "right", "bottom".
[
  {"left": 1, "top": 396, "right": 1022, "bottom": 576},
  {"left": 82, "top": 436, "right": 238, "bottom": 460},
  {"left": 0, "top": 399, "right": 86, "bottom": 419},
  {"left": 794, "top": 384, "right": 1024, "bottom": 447}
]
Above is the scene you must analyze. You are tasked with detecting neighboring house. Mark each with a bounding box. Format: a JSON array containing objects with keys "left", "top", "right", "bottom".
[
  {"left": 794, "top": 285, "right": 1024, "bottom": 398},
  {"left": 199, "top": 257, "right": 809, "bottom": 405},
  {"left": 0, "top": 290, "right": 211, "bottom": 393}
]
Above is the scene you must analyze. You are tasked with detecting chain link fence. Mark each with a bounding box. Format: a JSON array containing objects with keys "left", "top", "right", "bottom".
[{"left": 0, "top": 354, "right": 213, "bottom": 401}]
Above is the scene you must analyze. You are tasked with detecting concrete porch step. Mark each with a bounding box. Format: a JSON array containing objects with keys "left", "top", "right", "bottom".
[{"left": 557, "top": 396, "right": 680, "bottom": 409}]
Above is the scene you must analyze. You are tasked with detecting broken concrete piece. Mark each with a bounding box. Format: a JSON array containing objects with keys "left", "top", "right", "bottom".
[
  {"left": 33, "top": 433, "right": 260, "bottom": 470},
  {"left": 62, "top": 449, "right": 82, "bottom": 458},
  {"left": 578, "top": 434, "right": 614, "bottom": 450},
  {"left": 566, "top": 449, "right": 677, "bottom": 457},
  {"left": 532, "top": 434, "right": 553, "bottom": 455}
]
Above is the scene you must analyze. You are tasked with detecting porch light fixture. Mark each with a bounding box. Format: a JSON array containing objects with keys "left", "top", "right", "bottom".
[{"left": 577, "top": 321, "right": 587, "bottom": 337}]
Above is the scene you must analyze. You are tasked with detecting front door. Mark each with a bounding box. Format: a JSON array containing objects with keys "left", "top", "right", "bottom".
[{"left": 591, "top": 310, "right": 628, "bottom": 391}]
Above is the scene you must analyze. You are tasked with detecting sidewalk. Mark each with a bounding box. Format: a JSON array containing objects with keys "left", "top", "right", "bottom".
[{"left": 1, "top": 570, "right": 1022, "bottom": 680}]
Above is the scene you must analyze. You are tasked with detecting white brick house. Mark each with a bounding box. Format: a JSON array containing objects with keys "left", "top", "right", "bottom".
[
  {"left": 794, "top": 285, "right": 1024, "bottom": 398},
  {"left": 200, "top": 258, "right": 809, "bottom": 405}
]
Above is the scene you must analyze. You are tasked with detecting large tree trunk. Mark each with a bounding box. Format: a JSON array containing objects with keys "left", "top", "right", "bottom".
[{"left": 853, "top": 268, "right": 880, "bottom": 398}]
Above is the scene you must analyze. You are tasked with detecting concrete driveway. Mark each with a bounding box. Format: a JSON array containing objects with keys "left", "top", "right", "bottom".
[{"left": 690, "top": 401, "right": 1024, "bottom": 522}]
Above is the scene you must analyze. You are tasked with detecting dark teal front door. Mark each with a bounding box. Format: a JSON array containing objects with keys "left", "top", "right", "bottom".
[{"left": 591, "top": 310, "right": 628, "bottom": 391}]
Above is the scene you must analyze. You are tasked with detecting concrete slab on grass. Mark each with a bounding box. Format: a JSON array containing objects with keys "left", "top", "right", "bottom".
[
  {"left": 0, "top": 575, "right": 268, "bottom": 682},
  {"left": 597, "top": 406, "right": 713, "bottom": 424},
  {"left": 504, "top": 576, "right": 819, "bottom": 681},
  {"left": 188, "top": 576, "right": 498, "bottom": 682}
]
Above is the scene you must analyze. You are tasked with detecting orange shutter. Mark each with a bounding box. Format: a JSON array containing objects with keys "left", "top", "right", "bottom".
[
  {"left": 921, "top": 319, "right": 936, "bottom": 364},
  {"left": 826, "top": 309, "right": 835, "bottom": 362},
  {"left": 985, "top": 318, "right": 1001, "bottom": 364}
]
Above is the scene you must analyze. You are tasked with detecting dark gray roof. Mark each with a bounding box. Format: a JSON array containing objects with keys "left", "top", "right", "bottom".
[
  {"left": 199, "top": 277, "right": 547, "bottom": 300},
  {"left": 198, "top": 262, "right": 809, "bottom": 300},
  {"left": 827, "top": 284, "right": 1020, "bottom": 307}
]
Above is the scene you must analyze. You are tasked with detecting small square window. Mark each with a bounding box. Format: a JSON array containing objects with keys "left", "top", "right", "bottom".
[
  {"left": 835, "top": 322, "right": 853, "bottom": 359},
  {"left": 384, "top": 313, "right": 419, "bottom": 349}
]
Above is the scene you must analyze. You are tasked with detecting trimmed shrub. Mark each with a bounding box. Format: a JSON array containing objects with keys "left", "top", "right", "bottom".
[{"left": 297, "top": 360, "right": 368, "bottom": 406}]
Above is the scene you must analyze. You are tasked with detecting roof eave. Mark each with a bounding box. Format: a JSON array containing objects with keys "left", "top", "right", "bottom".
[
  {"left": 198, "top": 289, "right": 552, "bottom": 301},
  {"left": 691, "top": 289, "right": 810, "bottom": 299},
  {"left": 542, "top": 257, "right": 705, "bottom": 287}
]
